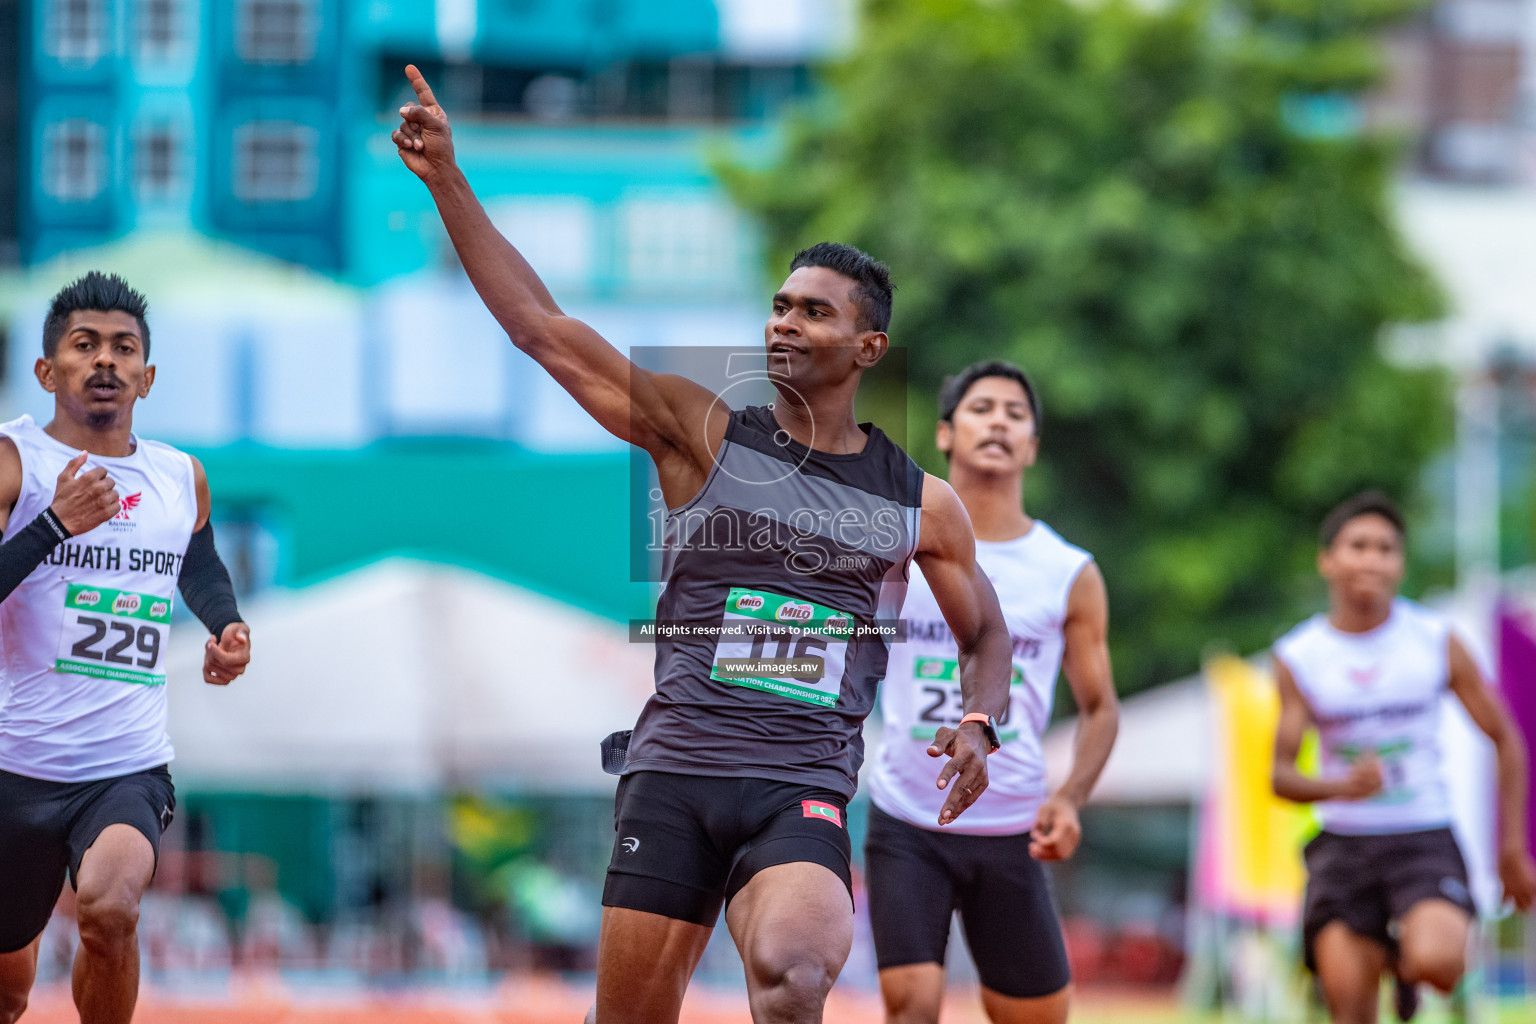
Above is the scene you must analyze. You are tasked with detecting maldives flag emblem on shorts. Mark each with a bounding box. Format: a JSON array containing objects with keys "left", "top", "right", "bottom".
[{"left": 801, "top": 800, "right": 843, "bottom": 827}]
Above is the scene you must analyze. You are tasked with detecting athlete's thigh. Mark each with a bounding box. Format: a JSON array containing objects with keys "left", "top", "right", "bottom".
[
  {"left": 1313, "top": 921, "right": 1388, "bottom": 1024},
  {"left": 0, "top": 771, "right": 70, "bottom": 955},
  {"left": 1397, "top": 899, "right": 1470, "bottom": 977},
  {"left": 864, "top": 805, "right": 956, "bottom": 972},
  {"left": 725, "top": 861, "right": 853, "bottom": 992},
  {"left": 593, "top": 906, "right": 713, "bottom": 1024},
  {"left": 68, "top": 767, "right": 174, "bottom": 901},
  {"left": 953, "top": 835, "right": 1069, "bottom": 1001},
  {"left": 602, "top": 772, "right": 734, "bottom": 927},
  {"left": 0, "top": 935, "right": 42, "bottom": 1012},
  {"left": 74, "top": 824, "right": 156, "bottom": 909}
]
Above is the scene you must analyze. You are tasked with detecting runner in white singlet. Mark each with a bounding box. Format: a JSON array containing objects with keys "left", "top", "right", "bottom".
[
  {"left": 1272, "top": 492, "right": 1536, "bottom": 1023},
  {"left": 0, "top": 273, "right": 252, "bottom": 1024},
  {"left": 866, "top": 362, "right": 1120, "bottom": 1024}
]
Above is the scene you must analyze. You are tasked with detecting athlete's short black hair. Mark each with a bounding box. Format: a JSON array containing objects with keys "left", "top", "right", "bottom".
[
  {"left": 1320, "top": 491, "right": 1405, "bottom": 548},
  {"left": 789, "top": 242, "right": 894, "bottom": 334},
  {"left": 938, "top": 360, "right": 1043, "bottom": 434},
  {"left": 42, "top": 272, "right": 151, "bottom": 359}
]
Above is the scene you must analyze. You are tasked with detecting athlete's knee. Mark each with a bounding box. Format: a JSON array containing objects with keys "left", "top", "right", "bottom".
[
  {"left": 885, "top": 997, "right": 941, "bottom": 1024},
  {"left": 1319, "top": 984, "right": 1379, "bottom": 1024},
  {"left": 747, "top": 943, "right": 840, "bottom": 1018},
  {"left": 980, "top": 983, "right": 1070, "bottom": 1024},
  {"left": 76, "top": 888, "right": 141, "bottom": 954},
  {"left": 0, "top": 989, "right": 28, "bottom": 1024},
  {"left": 1400, "top": 946, "right": 1464, "bottom": 993}
]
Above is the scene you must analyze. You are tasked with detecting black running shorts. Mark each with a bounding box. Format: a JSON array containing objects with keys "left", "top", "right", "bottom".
[
  {"left": 1302, "top": 827, "right": 1475, "bottom": 972},
  {"left": 602, "top": 771, "right": 853, "bottom": 927},
  {"left": 0, "top": 765, "right": 176, "bottom": 954},
  {"left": 864, "top": 803, "right": 1070, "bottom": 999}
]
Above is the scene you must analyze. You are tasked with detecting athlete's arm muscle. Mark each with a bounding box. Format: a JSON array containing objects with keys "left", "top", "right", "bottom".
[
  {"left": 1447, "top": 634, "right": 1536, "bottom": 910},
  {"left": 0, "top": 437, "right": 19, "bottom": 532},
  {"left": 190, "top": 454, "right": 211, "bottom": 531},
  {"left": 1031, "top": 563, "right": 1119, "bottom": 861},
  {"left": 1270, "top": 656, "right": 1381, "bottom": 803},
  {"left": 391, "top": 66, "right": 724, "bottom": 504},
  {"left": 912, "top": 473, "right": 1012, "bottom": 825}
]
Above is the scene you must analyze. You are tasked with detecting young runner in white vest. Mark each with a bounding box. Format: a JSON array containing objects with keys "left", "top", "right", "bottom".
[
  {"left": 1272, "top": 492, "right": 1536, "bottom": 1024},
  {"left": 0, "top": 273, "right": 252, "bottom": 1024},
  {"left": 866, "top": 362, "right": 1120, "bottom": 1024}
]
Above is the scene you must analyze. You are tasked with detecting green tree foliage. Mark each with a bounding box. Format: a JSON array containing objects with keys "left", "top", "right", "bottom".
[{"left": 725, "top": 0, "right": 1450, "bottom": 693}]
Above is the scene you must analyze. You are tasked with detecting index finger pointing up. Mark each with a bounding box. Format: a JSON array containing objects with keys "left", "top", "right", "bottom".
[{"left": 405, "top": 64, "right": 438, "bottom": 107}]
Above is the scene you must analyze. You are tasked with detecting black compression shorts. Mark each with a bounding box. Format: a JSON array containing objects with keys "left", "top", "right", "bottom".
[
  {"left": 864, "top": 802, "right": 1070, "bottom": 999},
  {"left": 1301, "top": 827, "right": 1474, "bottom": 972},
  {"left": 602, "top": 770, "right": 852, "bottom": 927},
  {"left": 0, "top": 765, "right": 175, "bottom": 953}
]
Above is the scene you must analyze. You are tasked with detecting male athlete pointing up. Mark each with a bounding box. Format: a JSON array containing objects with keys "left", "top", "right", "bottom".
[{"left": 392, "top": 66, "right": 1012, "bottom": 1024}]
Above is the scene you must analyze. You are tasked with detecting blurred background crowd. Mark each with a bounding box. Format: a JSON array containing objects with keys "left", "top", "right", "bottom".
[{"left": 4, "top": 0, "right": 1536, "bottom": 1019}]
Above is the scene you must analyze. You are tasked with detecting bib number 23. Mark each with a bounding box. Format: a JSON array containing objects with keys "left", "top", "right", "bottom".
[{"left": 56, "top": 585, "right": 172, "bottom": 686}]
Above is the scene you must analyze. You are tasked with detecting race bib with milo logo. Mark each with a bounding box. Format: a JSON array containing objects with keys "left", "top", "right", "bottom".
[
  {"left": 710, "top": 587, "right": 856, "bottom": 708},
  {"left": 909, "top": 655, "right": 1025, "bottom": 743},
  {"left": 55, "top": 584, "right": 172, "bottom": 686}
]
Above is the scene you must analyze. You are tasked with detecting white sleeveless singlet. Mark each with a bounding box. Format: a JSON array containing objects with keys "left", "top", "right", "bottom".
[
  {"left": 0, "top": 415, "right": 198, "bottom": 782},
  {"left": 1273, "top": 598, "right": 1453, "bottom": 835},
  {"left": 871, "top": 521, "right": 1092, "bottom": 835}
]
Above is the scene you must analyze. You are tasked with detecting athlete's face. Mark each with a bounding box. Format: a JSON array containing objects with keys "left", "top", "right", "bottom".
[
  {"left": 35, "top": 310, "right": 155, "bottom": 427},
  {"left": 1320, "top": 514, "right": 1404, "bottom": 606},
  {"left": 764, "top": 267, "right": 887, "bottom": 390},
  {"left": 936, "top": 376, "right": 1038, "bottom": 476}
]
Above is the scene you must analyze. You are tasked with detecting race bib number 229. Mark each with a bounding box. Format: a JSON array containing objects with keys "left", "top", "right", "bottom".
[{"left": 55, "top": 585, "right": 172, "bottom": 686}]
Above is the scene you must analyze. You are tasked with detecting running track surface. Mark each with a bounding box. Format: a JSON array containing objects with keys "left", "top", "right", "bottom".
[{"left": 20, "top": 978, "right": 1207, "bottom": 1024}]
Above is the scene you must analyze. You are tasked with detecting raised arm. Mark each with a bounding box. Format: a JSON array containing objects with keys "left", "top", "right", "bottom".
[
  {"left": 912, "top": 474, "right": 1012, "bottom": 825},
  {"left": 1447, "top": 634, "right": 1536, "bottom": 910},
  {"left": 1031, "top": 562, "right": 1119, "bottom": 861},
  {"left": 392, "top": 65, "right": 723, "bottom": 503},
  {"left": 1270, "top": 656, "right": 1382, "bottom": 804}
]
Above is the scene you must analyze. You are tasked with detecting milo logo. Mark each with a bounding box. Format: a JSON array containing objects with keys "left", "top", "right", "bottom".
[
  {"left": 918, "top": 660, "right": 946, "bottom": 678},
  {"left": 776, "top": 601, "right": 814, "bottom": 624},
  {"left": 74, "top": 590, "right": 102, "bottom": 607},
  {"left": 114, "top": 593, "right": 141, "bottom": 615},
  {"left": 149, "top": 601, "right": 169, "bottom": 619},
  {"left": 824, "top": 615, "right": 850, "bottom": 633},
  {"left": 734, "top": 594, "right": 765, "bottom": 612}
]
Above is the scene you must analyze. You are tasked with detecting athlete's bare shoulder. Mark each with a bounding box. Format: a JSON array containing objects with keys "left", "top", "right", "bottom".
[
  {"left": 187, "top": 453, "right": 211, "bottom": 531},
  {"left": 0, "top": 435, "right": 22, "bottom": 521}
]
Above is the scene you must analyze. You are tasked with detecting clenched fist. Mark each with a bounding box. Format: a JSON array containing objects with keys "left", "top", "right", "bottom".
[{"left": 50, "top": 451, "right": 120, "bottom": 536}]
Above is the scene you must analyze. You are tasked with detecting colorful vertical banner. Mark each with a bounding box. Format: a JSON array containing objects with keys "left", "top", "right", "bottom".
[
  {"left": 1194, "top": 654, "right": 1315, "bottom": 924},
  {"left": 1497, "top": 603, "right": 1536, "bottom": 858}
]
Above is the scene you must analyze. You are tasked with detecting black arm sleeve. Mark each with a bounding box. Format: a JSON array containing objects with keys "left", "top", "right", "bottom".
[
  {"left": 0, "top": 508, "right": 71, "bottom": 603},
  {"left": 178, "top": 520, "right": 243, "bottom": 638}
]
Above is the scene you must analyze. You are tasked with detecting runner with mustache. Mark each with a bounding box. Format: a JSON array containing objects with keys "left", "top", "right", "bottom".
[
  {"left": 1272, "top": 492, "right": 1536, "bottom": 1023},
  {"left": 390, "top": 65, "right": 1013, "bottom": 1024},
  {"left": 0, "top": 273, "right": 251, "bottom": 1024},
  {"left": 866, "top": 362, "right": 1119, "bottom": 1024}
]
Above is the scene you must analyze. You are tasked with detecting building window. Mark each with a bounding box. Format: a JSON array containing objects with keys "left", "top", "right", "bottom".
[
  {"left": 135, "top": 126, "right": 179, "bottom": 199},
  {"left": 233, "top": 121, "right": 319, "bottom": 201},
  {"left": 237, "top": 0, "right": 316, "bottom": 64},
  {"left": 43, "top": 120, "right": 106, "bottom": 201},
  {"left": 136, "top": 0, "right": 182, "bottom": 60},
  {"left": 45, "top": 0, "right": 105, "bottom": 61}
]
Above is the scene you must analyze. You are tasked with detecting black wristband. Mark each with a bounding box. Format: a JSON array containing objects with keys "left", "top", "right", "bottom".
[
  {"left": 0, "top": 509, "right": 75, "bottom": 603},
  {"left": 39, "top": 507, "right": 72, "bottom": 541}
]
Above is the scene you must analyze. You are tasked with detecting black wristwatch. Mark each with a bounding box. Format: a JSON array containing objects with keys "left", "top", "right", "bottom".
[{"left": 959, "top": 712, "right": 1001, "bottom": 753}]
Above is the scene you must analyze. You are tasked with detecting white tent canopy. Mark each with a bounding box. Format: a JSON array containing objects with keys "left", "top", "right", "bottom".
[
  {"left": 165, "top": 558, "right": 654, "bottom": 795},
  {"left": 1042, "top": 676, "right": 1209, "bottom": 804}
]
